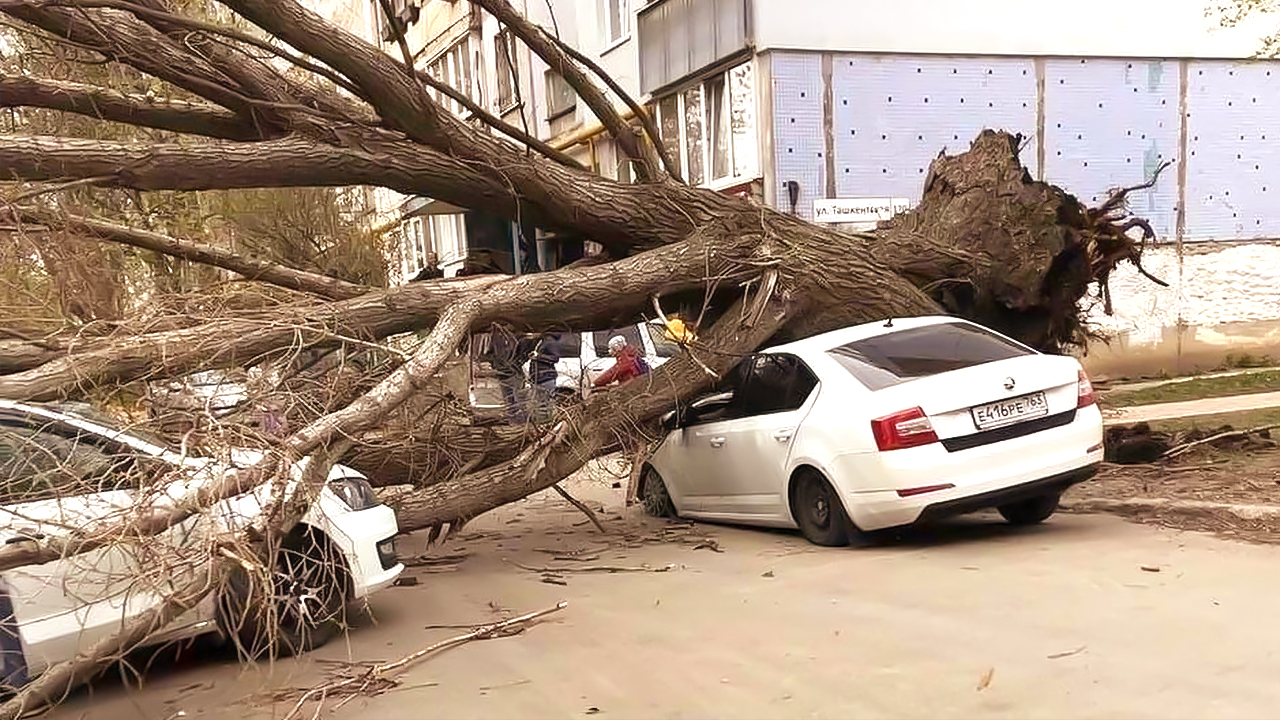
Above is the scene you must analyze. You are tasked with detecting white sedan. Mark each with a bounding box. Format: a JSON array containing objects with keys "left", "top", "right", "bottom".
[
  {"left": 0, "top": 399, "right": 404, "bottom": 689},
  {"left": 640, "top": 316, "right": 1104, "bottom": 546}
]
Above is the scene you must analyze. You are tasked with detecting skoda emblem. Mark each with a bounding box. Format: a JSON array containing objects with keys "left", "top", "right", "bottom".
[{"left": 1003, "top": 377, "right": 1016, "bottom": 391}]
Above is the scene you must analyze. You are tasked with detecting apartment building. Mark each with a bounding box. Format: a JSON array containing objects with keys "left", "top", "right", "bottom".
[{"left": 333, "top": 0, "right": 1280, "bottom": 374}]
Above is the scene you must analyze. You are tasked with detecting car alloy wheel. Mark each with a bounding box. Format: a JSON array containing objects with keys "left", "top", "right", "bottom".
[{"left": 793, "top": 471, "right": 851, "bottom": 547}]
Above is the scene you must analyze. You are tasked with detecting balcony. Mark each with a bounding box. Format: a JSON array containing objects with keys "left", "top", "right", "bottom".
[{"left": 637, "top": 0, "right": 752, "bottom": 95}]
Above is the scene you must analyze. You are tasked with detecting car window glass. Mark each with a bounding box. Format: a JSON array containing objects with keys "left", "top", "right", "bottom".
[
  {"left": 0, "top": 425, "right": 143, "bottom": 503},
  {"left": 553, "top": 332, "right": 581, "bottom": 358},
  {"left": 645, "top": 323, "right": 681, "bottom": 358},
  {"left": 827, "top": 322, "right": 1033, "bottom": 391},
  {"left": 737, "top": 354, "right": 819, "bottom": 418},
  {"left": 592, "top": 326, "right": 644, "bottom": 357}
]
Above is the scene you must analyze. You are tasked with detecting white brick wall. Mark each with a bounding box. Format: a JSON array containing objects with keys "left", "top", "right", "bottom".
[{"left": 1089, "top": 242, "right": 1280, "bottom": 345}]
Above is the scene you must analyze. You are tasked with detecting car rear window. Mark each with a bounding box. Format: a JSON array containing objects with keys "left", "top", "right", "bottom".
[{"left": 826, "top": 322, "right": 1033, "bottom": 391}]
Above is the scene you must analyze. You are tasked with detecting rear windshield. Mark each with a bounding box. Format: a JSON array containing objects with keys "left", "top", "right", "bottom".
[{"left": 827, "top": 322, "right": 1033, "bottom": 391}]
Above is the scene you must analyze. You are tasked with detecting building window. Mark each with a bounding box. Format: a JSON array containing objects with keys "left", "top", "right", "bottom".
[
  {"left": 400, "top": 214, "right": 468, "bottom": 282},
  {"left": 427, "top": 36, "right": 478, "bottom": 116},
  {"left": 545, "top": 70, "right": 576, "bottom": 118},
  {"left": 374, "top": 0, "right": 420, "bottom": 43},
  {"left": 494, "top": 30, "right": 519, "bottom": 112},
  {"left": 653, "top": 60, "right": 757, "bottom": 187},
  {"left": 594, "top": 138, "right": 634, "bottom": 183},
  {"left": 601, "top": 0, "right": 629, "bottom": 45}
]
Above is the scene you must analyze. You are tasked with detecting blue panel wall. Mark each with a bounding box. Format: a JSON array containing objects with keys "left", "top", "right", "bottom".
[
  {"left": 1042, "top": 59, "right": 1180, "bottom": 240},
  {"left": 769, "top": 51, "right": 1280, "bottom": 242},
  {"left": 830, "top": 56, "right": 1038, "bottom": 200},
  {"left": 1185, "top": 62, "right": 1280, "bottom": 240},
  {"left": 770, "top": 53, "right": 826, "bottom": 221}
]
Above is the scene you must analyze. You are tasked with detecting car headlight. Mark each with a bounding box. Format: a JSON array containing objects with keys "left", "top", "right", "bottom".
[{"left": 328, "top": 476, "right": 381, "bottom": 511}]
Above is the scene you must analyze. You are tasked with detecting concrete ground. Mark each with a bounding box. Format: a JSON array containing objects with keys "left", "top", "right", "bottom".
[{"left": 43, "top": 470, "right": 1280, "bottom": 720}]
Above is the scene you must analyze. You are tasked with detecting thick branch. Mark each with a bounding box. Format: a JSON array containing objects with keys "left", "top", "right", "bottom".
[
  {"left": 395, "top": 294, "right": 792, "bottom": 531},
  {"left": 0, "top": 133, "right": 728, "bottom": 251},
  {"left": 0, "top": 230, "right": 756, "bottom": 400},
  {"left": 281, "top": 299, "right": 480, "bottom": 459},
  {"left": 0, "top": 3, "right": 279, "bottom": 121},
  {"left": 0, "top": 74, "right": 269, "bottom": 140},
  {"left": 472, "top": 0, "right": 659, "bottom": 181},
  {"left": 408, "top": 65, "right": 586, "bottom": 170},
  {"left": 218, "top": 0, "right": 738, "bottom": 251},
  {"left": 10, "top": 207, "right": 372, "bottom": 300}
]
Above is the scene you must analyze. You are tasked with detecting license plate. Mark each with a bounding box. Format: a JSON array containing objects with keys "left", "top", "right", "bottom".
[{"left": 971, "top": 391, "right": 1048, "bottom": 430}]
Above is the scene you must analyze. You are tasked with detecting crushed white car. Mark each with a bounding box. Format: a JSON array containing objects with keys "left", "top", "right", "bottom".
[
  {"left": 0, "top": 399, "right": 403, "bottom": 689},
  {"left": 641, "top": 316, "right": 1104, "bottom": 546}
]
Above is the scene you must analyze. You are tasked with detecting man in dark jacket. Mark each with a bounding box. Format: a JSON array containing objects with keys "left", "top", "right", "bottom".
[
  {"left": 528, "top": 332, "right": 563, "bottom": 423},
  {"left": 489, "top": 324, "right": 533, "bottom": 424}
]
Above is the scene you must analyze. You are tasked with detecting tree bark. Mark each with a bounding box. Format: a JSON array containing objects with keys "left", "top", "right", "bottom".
[
  {"left": 0, "top": 75, "right": 267, "bottom": 140},
  {"left": 0, "top": 231, "right": 757, "bottom": 399}
]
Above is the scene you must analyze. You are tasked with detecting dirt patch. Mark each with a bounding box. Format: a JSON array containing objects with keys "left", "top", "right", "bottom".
[{"left": 1066, "top": 449, "right": 1280, "bottom": 543}]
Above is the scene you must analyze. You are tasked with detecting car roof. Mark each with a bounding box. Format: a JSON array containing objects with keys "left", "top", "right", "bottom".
[{"left": 762, "top": 315, "right": 972, "bottom": 358}]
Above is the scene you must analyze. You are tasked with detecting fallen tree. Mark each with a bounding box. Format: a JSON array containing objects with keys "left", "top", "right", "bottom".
[
  {"left": 0, "top": 0, "right": 1169, "bottom": 710},
  {"left": 0, "top": 0, "right": 1169, "bottom": 535}
]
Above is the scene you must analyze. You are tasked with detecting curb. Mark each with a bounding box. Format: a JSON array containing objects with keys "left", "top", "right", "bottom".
[{"left": 1061, "top": 497, "right": 1280, "bottom": 522}]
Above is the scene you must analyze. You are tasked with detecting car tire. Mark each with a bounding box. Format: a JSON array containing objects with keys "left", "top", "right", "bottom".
[
  {"left": 641, "top": 466, "right": 677, "bottom": 518},
  {"left": 998, "top": 492, "right": 1060, "bottom": 525},
  {"left": 792, "top": 470, "right": 852, "bottom": 547},
  {"left": 217, "top": 533, "right": 348, "bottom": 659}
]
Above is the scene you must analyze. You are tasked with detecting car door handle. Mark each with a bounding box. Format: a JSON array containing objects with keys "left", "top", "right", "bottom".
[
  {"left": 708, "top": 437, "right": 726, "bottom": 448},
  {"left": 773, "top": 428, "right": 795, "bottom": 443}
]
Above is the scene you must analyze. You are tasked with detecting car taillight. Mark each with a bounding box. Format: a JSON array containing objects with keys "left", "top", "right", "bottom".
[
  {"left": 1076, "top": 369, "right": 1097, "bottom": 408},
  {"left": 871, "top": 407, "right": 939, "bottom": 451}
]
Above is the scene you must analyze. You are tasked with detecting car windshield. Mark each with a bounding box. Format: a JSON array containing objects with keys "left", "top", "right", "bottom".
[
  {"left": 827, "top": 322, "right": 1033, "bottom": 391},
  {"left": 645, "top": 323, "right": 682, "bottom": 358}
]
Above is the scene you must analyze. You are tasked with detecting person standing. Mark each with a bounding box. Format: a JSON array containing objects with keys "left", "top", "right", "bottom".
[
  {"left": 528, "top": 332, "right": 562, "bottom": 423},
  {"left": 488, "top": 324, "right": 532, "bottom": 424}
]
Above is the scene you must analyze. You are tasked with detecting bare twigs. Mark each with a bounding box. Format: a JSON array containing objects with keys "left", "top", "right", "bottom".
[
  {"left": 0, "top": 564, "right": 227, "bottom": 720},
  {"left": 505, "top": 559, "right": 675, "bottom": 573},
  {"left": 1, "top": 174, "right": 115, "bottom": 203},
  {"left": 8, "top": 208, "right": 372, "bottom": 300},
  {"left": 551, "top": 483, "right": 607, "bottom": 533},
  {"left": 278, "top": 602, "right": 568, "bottom": 720},
  {"left": 1163, "top": 424, "right": 1280, "bottom": 460}
]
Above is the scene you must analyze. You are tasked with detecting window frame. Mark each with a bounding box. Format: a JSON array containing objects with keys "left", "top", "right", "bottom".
[
  {"left": 544, "top": 69, "right": 576, "bottom": 119},
  {"left": 732, "top": 353, "right": 819, "bottom": 420},
  {"left": 651, "top": 60, "right": 757, "bottom": 188},
  {"left": 494, "top": 29, "right": 520, "bottom": 112},
  {"left": 427, "top": 35, "right": 479, "bottom": 117},
  {"left": 601, "top": 0, "right": 630, "bottom": 47}
]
